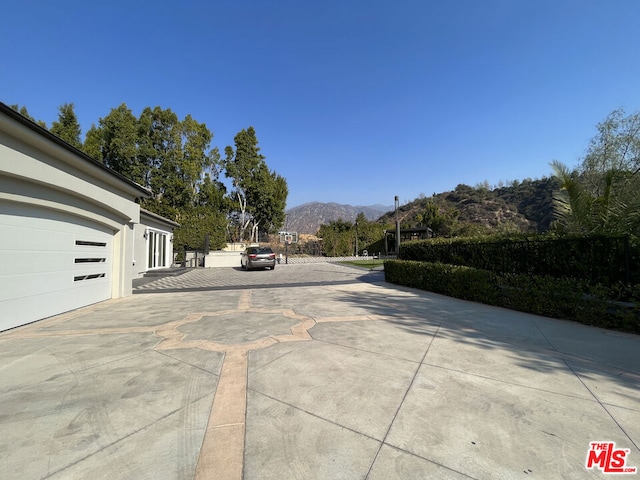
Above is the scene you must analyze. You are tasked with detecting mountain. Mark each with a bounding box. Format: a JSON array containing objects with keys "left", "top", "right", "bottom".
[
  {"left": 376, "top": 177, "right": 561, "bottom": 234},
  {"left": 285, "top": 202, "right": 393, "bottom": 234},
  {"left": 286, "top": 178, "right": 560, "bottom": 236}
]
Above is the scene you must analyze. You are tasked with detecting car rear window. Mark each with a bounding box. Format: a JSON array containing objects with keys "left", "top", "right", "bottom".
[{"left": 257, "top": 247, "right": 273, "bottom": 253}]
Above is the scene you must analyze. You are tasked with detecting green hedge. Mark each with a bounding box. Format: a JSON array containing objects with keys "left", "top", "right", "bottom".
[
  {"left": 384, "top": 260, "right": 640, "bottom": 334},
  {"left": 400, "top": 234, "right": 638, "bottom": 286}
]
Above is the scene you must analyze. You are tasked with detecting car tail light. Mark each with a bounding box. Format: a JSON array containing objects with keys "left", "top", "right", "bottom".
[
  {"left": 249, "top": 254, "right": 257, "bottom": 259},
  {"left": 269, "top": 254, "right": 275, "bottom": 259}
]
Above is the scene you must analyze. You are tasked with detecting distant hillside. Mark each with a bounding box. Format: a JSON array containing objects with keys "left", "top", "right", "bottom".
[
  {"left": 377, "top": 177, "right": 561, "bottom": 234},
  {"left": 285, "top": 202, "right": 392, "bottom": 234},
  {"left": 286, "top": 178, "right": 560, "bottom": 236}
]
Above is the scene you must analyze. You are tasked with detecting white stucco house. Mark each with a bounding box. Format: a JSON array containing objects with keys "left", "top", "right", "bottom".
[
  {"left": 135, "top": 208, "right": 179, "bottom": 275},
  {"left": 0, "top": 102, "right": 176, "bottom": 331}
]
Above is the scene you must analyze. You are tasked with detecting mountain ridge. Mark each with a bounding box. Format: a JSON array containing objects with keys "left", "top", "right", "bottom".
[
  {"left": 377, "top": 177, "right": 560, "bottom": 234},
  {"left": 285, "top": 202, "right": 392, "bottom": 234},
  {"left": 285, "top": 177, "right": 560, "bottom": 236}
]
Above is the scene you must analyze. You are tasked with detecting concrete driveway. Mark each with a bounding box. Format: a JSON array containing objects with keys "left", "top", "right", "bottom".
[{"left": 1, "top": 264, "right": 639, "bottom": 479}]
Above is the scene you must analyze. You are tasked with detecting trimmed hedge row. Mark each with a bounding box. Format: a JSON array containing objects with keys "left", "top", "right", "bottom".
[
  {"left": 384, "top": 260, "right": 640, "bottom": 334},
  {"left": 400, "top": 234, "right": 638, "bottom": 285}
]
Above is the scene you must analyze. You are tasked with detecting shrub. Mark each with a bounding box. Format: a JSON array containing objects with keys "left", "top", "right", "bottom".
[{"left": 400, "top": 234, "right": 637, "bottom": 286}]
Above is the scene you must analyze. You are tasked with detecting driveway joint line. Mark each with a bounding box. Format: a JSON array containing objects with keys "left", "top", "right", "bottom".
[
  {"left": 248, "top": 389, "right": 385, "bottom": 443},
  {"left": 364, "top": 324, "right": 441, "bottom": 479},
  {"left": 563, "top": 358, "right": 640, "bottom": 453}
]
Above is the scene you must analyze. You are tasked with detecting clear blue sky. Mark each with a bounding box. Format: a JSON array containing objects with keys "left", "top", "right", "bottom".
[{"left": 3, "top": 0, "right": 640, "bottom": 208}]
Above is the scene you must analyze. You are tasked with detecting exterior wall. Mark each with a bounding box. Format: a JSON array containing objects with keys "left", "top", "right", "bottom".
[
  {"left": 0, "top": 128, "right": 143, "bottom": 297},
  {"left": 0, "top": 104, "right": 150, "bottom": 328},
  {"left": 132, "top": 210, "right": 178, "bottom": 278},
  {"left": 114, "top": 222, "right": 136, "bottom": 297},
  {"left": 133, "top": 223, "right": 148, "bottom": 277},
  {"left": 205, "top": 251, "right": 244, "bottom": 268}
]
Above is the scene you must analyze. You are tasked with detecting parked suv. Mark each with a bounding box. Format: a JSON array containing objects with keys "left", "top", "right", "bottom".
[{"left": 241, "top": 246, "right": 276, "bottom": 270}]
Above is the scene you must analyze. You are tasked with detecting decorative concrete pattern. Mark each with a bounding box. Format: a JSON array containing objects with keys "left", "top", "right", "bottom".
[
  {"left": 0, "top": 263, "right": 638, "bottom": 480},
  {"left": 152, "top": 292, "right": 318, "bottom": 479},
  {"left": 1, "top": 286, "right": 321, "bottom": 480}
]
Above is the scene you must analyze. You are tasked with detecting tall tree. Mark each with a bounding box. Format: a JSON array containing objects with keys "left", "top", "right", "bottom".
[
  {"left": 84, "top": 103, "right": 142, "bottom": 182},
  {"left": 181, "top": 114, "right": 220, "bottom": 202},
  {"left": 415, "top": 202, "right": 453, "bottom": 237},
  {"left": 50, "top": 103, "right": 82, "bottom": 149},
  {"left": 318, "top": 219, "right": 355, "bottom": 256},
  {"left": 137, "top": 106, "right": 182, "bottom": 207},
  {"left": 248, "top": 164, "right": 288, "bottom": 238},
  {"left": 224, "top": 127, "right": 287, "bottom": 242},
  {"left": 84, "top": 103, "right": 229, "bottom": 250},
  {"left": 174, "top": 171, "right": 229, "bottom": 252},
  {"left": 583, "top": 108, "right": 640, "bottom": 180},
  {"left": 83, "top": 123, "right": 103, "bottom": 160},
  {"left": 353, "top": 212, "right": 386, "bottom": 255},
  {"left": 552, "top": 108, "right": 640, "bottom": 239},
  {"left": 137, "top": 107, "right": 226, "bottom": 250},
  {"left": 9, "top": 104, "right": 47, "bottom": 128}
]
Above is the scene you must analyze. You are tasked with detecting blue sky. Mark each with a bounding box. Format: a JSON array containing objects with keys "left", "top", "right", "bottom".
[{"left": 3, "top": 1, "right": 640, "bottom": 209}]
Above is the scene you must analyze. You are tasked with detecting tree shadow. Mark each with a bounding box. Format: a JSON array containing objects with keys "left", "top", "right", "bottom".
[{"left": 330, "top": 276, "right": 640, "bottom": 385}]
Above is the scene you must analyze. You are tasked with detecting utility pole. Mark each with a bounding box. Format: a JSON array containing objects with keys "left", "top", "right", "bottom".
[
  {"left": 355, "top": 220, "right": 358, "bottom": 256},
  {"left": 395, "top": 196, "right": 400, "bottom": 257}
]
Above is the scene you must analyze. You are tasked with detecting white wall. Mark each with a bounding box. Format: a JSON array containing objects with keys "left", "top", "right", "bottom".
[
  {"left": 133, "top": 211, "right": 177, "bottom": 278},
  {"left": 0, "top": 105, "right": 149, "bottom": 327}
]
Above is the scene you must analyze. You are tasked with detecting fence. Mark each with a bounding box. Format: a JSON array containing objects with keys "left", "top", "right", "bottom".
[{"left": 278, "top": 254, "right": 390, "bottom": 265}]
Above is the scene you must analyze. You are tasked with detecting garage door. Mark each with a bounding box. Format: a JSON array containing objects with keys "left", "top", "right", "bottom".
[{"left": 0, "top": 203, "right": 114, "bottom": 331}]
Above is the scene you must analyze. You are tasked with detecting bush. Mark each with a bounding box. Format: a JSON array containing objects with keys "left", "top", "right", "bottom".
[
  {"left": 400, "top": 234, "right": 638, "bottom": 286},
  {"left": 384, "top": 260, "right": 640, "bottom": 334}
]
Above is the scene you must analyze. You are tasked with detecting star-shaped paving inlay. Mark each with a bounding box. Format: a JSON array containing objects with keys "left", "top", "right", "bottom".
[
  {"left": 150, "top": 291, "right": 321, "bottom": 479},
  {"left": 153, "top": 308, "right": 316, "bottom": 353},
  {"left": 0, "top": 289, "right": 378, "bottom": 480}
]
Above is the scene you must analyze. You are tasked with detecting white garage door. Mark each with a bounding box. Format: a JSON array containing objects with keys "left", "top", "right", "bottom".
[{"left": 0, "top": 203, "right": 114, "bottom": 331}]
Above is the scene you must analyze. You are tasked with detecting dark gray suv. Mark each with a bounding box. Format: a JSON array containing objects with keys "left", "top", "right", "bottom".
[{"left": 241, "top": 246, "right": 276, "bottom": 270}]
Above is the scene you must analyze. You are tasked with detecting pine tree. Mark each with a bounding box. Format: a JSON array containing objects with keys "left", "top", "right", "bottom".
[{"left": 50, "top": 103, "right": 82, "bottom": 149}]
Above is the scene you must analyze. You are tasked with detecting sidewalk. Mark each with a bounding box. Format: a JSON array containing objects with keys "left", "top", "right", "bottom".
[{"left": 0, "top": 264, "right": 638, "bottom": 479}]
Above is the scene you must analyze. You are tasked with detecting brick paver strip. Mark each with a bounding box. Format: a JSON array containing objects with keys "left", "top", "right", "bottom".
[
  {"left": 0, "top": 269, "right": 382, "bottom": 479},
  {"left": 162, "top": 290, "right": 319, "bottom": 479},
  {"left": 3, "top": 266, "right": 639, "bottom": 479},
  {"left": 195, "top": 349, "right": 248, "bottom": 480}
]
